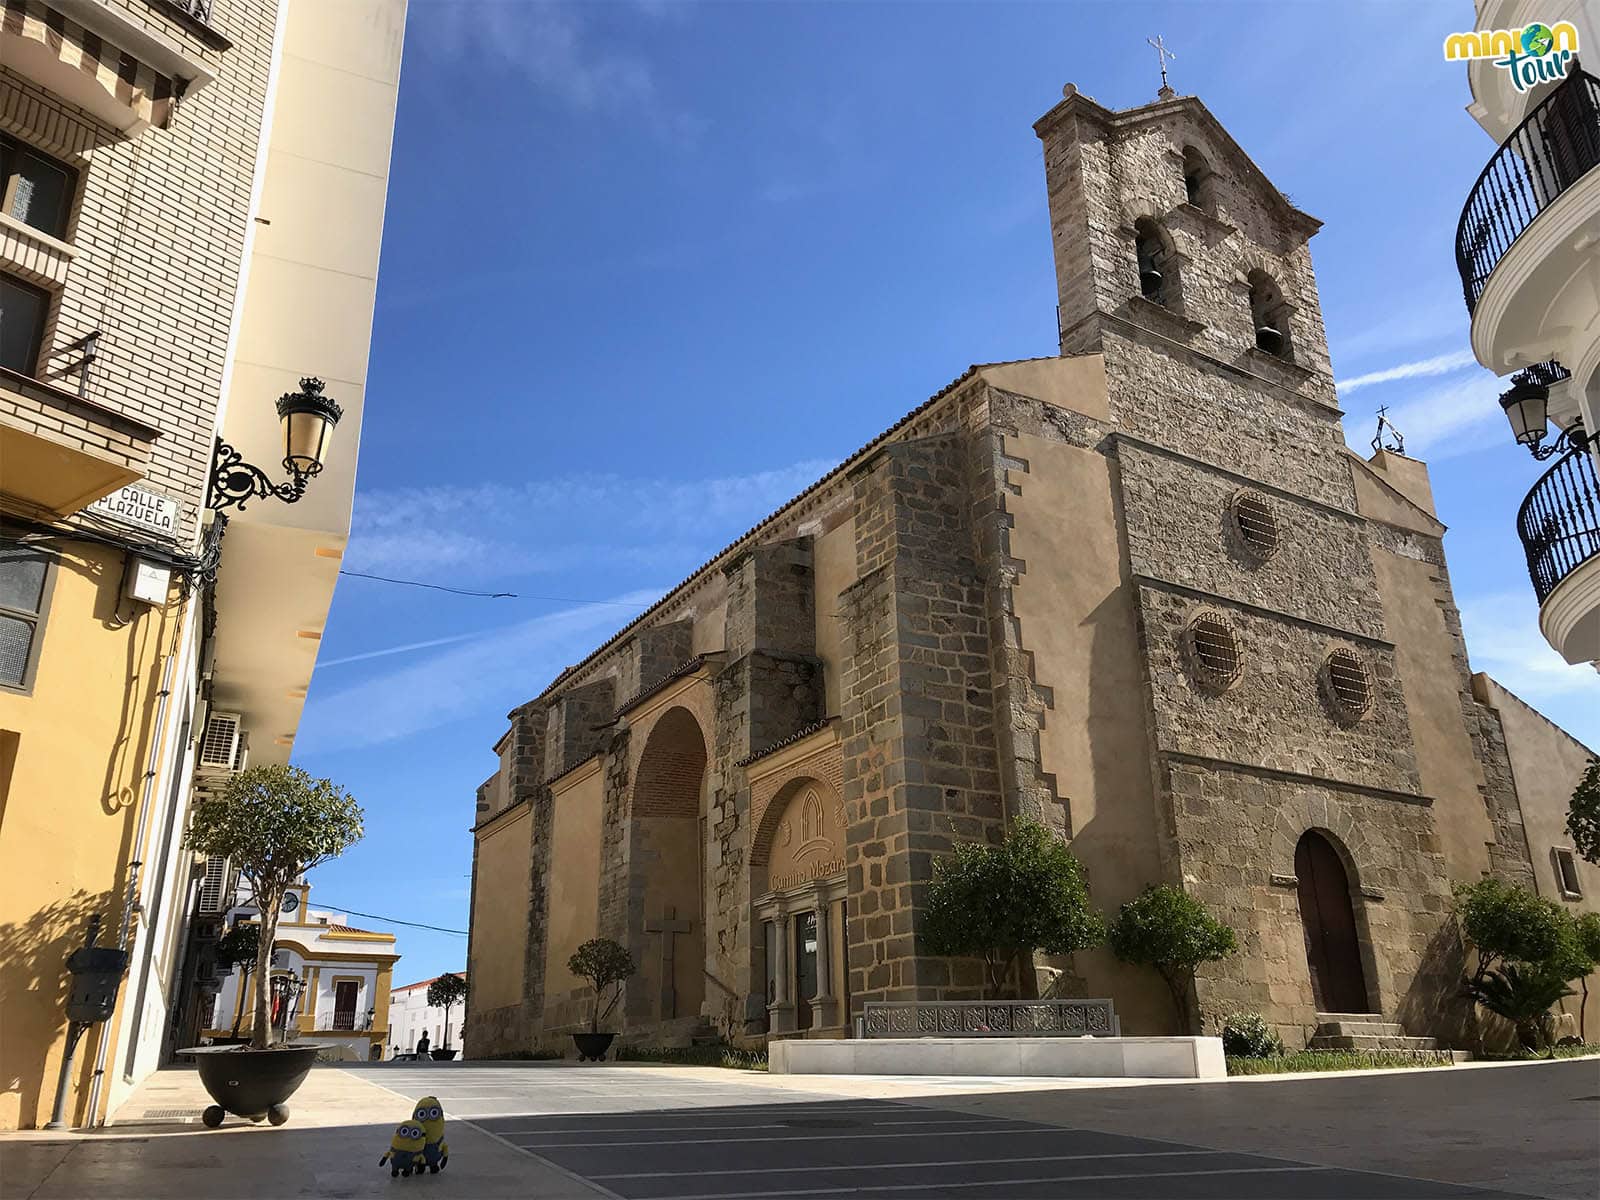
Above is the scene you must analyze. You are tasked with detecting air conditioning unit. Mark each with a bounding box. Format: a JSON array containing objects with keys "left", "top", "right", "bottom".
[
  {"left": 197, "top": 712, "right": 242, "bottom": 773},
  {"left": 197, "top": 855, "right": 236, "bottom": 914}
]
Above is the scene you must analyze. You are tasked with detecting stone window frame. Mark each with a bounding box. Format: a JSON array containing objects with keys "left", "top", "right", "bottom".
[
  {"left": 1180, "top": 144, "right": 1218, "bottom": 216},
  {"left": 1226, "top": 488, "right": 1280, "bottom": 564},
  {"left": 1552, "top": 847, "right": 1583, "bottom": 900},
  {"left": 1182, "top": 609, "right": 1243, "bottom": 693},
  {"left": 1319, "top": 645, "right": 1373, "bottom": 725}
]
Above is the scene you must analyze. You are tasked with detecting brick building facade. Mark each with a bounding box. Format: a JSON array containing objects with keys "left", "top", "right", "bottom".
[{"left": 465, "top": 85, "right": 1597, "bottom": 1055}]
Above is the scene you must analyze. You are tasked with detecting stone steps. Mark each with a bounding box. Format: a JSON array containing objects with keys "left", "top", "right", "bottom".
[
  {"left": 1315, "top": 1019, "right": 1407, "bottom": 1038},
  {"left": 1306, "top": 1033, "right": 1442, "bottom": 1052},
  {"left": 1307, "top": 1013, "right": 1441, "bottom": 1054}
]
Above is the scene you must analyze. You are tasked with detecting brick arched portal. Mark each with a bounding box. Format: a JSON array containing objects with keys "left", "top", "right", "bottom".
[{"left": 629, "top": 705, "right": 708, "bottom": 1028}]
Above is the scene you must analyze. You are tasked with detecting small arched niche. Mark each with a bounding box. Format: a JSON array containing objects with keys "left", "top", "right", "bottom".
[{"left": 1182, "top": 145, "right": 1217, "bottom": 215}]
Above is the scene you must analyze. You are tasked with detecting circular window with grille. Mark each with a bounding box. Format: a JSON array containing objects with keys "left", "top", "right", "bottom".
[
  {"left": 1322, "top": 647, "right": 1372, "bottom": 721},
  {"left": 1184, "top": 611, "right": 1242, "bottom": 692},
  {"left": 1228, "top": 489, "right": 1279, "bottom": 562}
]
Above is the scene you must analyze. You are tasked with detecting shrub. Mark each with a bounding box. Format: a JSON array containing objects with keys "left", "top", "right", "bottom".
[
  {"left": 1455, "top": 879, "right": 1595, "bottom": 1053},
  {"left": 1221, "top": 1012, "right": 1284, "bottom": 1058},
  {"left": 1455, "top": 878, "right": 1571, "bottom": 981},
  {"left": 1567, "top": 758, "right": 1600, "bottom": 865},
  {"left": 922, "top": 821, "right": 1104, "bottom": 998},
  {"left": 1108, "top": 885, "right": 1237, "bottom": 1031}
]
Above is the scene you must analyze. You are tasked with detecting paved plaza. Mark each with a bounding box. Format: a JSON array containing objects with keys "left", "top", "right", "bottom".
[{"left": 2, "top": 1058, "right": 1595, "bottom": 1199}]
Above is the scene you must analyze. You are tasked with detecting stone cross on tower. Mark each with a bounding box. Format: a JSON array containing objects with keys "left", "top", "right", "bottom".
[
  {"left": 1147, "top": 34, "right": 1177, "bottom": 99},
  {"left": 643, "top": 906, "right": 692, "bottom": 1020}
]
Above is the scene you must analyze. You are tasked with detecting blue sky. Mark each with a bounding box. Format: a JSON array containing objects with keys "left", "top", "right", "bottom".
[{"left": 291, "top": 1, "right": 1600, "bottom": 985}]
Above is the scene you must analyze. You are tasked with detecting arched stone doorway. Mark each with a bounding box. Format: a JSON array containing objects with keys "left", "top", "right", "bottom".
[
  {"left": 1295, "top": 830, "right": 1370, "bottom": 1014},
  {"left": 631, "top": 705, "right": 708, "bottom": 1028},
  {"left": 751, "top": 777, "right": 847, "bottom": 1036}
]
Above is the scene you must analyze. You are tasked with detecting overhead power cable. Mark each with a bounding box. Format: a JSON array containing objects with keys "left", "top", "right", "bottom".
[
  {"left": 321, "top": 904, "right": 468, "bottom": 936},
  {"left": 337, "top": 569, "right": 653, "bottom": 609}
]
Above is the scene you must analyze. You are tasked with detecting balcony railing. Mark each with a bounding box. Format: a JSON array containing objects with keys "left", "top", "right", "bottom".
[
  {"left": 1518, "top": 444, "right": 1600, "bottom": 603},
  {"left": 1457, "top": 70, "right": 1600, "bottom": 313},
  {"left": 315, "top": 1011, "right": 372, "bottom": 1032}
]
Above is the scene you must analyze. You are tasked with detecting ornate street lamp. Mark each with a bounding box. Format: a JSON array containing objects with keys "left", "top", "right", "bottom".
[
  {"left": 1500, "top": 362, "right": 1592, "bottom": 460},
  {"left": 207, "top": 378, "right": 344, "bottom": 511}
]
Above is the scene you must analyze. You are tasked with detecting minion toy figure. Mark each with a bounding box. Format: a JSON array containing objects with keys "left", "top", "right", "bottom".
[
  {"left": 379, "top": 1122, "right": 426, "bottom": 1177},
  {"left": 412, "top": 1096, "right": 449, "bottom": 1173}
]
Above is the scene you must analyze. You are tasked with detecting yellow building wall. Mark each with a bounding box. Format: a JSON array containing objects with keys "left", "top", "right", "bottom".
[
  {"left": 471, "top": 807, "right": 532, "bottom": 1013},
  {"left": 1475, "top": 674, "right": 1600, "bottom": 1044},
  {"left": 0, "top": 543, "right": 182, "bottom": 1129},
  {"left": 543, "top": 766, "right": 603, "bottom": 1006}
]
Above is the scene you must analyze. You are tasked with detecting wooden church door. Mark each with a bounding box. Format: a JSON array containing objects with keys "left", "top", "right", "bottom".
[{"left": 1295, "top": 832, "right": 1370, "bottom": 1014}]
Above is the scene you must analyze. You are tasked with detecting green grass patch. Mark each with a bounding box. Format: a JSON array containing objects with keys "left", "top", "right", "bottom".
[
  {"left": 1477, "top": 1043, "right": 1599, "bottom": 1062},
  {"left": 614, "top": 1044, "right": 769, "bottom": 1071},
  {"left": 1226, "top": 1049, "right": 1455, "bottom": 1075}
]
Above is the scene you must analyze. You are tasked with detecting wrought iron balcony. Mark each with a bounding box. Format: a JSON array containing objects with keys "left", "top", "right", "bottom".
[
  {"left": 1457, "top": 70, "right": 1600, "bottom": 314},
  {"left": 1518, "top": 443, "right": 1600, "bottom": 604}
]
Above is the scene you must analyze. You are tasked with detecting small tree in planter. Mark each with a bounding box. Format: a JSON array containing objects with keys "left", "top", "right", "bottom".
[
  {"left": 215, "top": 923, "right": 260, "bottom": 1039},
  {"left": 186, "top": 764, "right": 363, "bottom": 1050},
  {"left": 922, "top": 821, "right": 1104, "bottom": 999},
  {"left": 568, "top": 938, "right": 636, "bottom": 1060},
  {"left": 426, "top": 972, "right": 468, "bottom": 1054},
  {"left": 1108, "top": 884, "right": 1237, "bottom": 1032}
]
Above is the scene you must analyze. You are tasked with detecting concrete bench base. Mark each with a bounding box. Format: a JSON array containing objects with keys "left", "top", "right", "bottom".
[{"left": 767, "top": 1036, "right": 1225, "bottom": 1079}]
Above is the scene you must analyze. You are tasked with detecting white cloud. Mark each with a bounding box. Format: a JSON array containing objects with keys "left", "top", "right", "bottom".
[
  {"left": 1329, "top": 294, "right": 1467, "bottom": 366},
  {"left": 345, "top": 460, "right": 837, "bottom": 581},
  {"left": 296, "top": 590, "right": 663, "bottom": 755},
  {"left": 1338, "top": 350, "right": 1477, "bottom": 393},
  {"left": 1460, "top": 594, "right": 1600, "bottom": 739},
  {"left": 1344, "top": 372, "right": 1508, "bottom": 462},
  {"left": 414, "top": 0, "right": 703, "bottom": 142}
]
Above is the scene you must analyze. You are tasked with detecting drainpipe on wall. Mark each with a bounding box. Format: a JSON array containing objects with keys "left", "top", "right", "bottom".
[{"left": 84, "top": 626, "right": 180, "bottom": 1126}]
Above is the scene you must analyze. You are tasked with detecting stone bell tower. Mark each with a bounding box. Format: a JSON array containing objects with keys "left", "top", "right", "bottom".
[{"left": 1031, "top": 82, "right": 1481, "bottom": 1033}]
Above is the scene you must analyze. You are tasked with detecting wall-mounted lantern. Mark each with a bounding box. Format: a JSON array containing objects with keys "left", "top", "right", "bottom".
[
  {"left": 1500, "top": 362, "right": 1592, "bottom": 460},
  {"left": 207, "top": 378, "right": 344, "bottom": 511}
]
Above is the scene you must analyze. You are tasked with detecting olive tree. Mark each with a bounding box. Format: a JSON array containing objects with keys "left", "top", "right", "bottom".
[
  {"left": 568, "top": 938, "right": 636, "bottom": 1033},
  {"left": 921, "top": 821, "right": 1104, "bottom": 999},
  {"left": 1567, "top": 758, "right": 1600, "bottom": 865},
  {"left": 186, "top": 764, "right": 363, "bottom": 1049},
  {"left": 1108, "top": 884, "right": 1237, "bottom": 1031},
  {"left": 426, "top": 972, "right": 469, "bottom": 1050}
]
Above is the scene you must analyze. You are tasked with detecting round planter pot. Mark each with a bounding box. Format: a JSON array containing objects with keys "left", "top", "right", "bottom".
[
  {"left": 430, "top": 1048, "right": 458, "bottom": 1061},
  {"left": 179, "top": 1044, "right": 317, "bottom": 1128},
  {"left": 571, "top": 1032, "right": 615, "bottom": 1062}
]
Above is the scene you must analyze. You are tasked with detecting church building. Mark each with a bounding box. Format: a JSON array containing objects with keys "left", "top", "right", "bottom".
[{"left": 465, "top": 84, "right": 1599, "bottom": 1055}]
